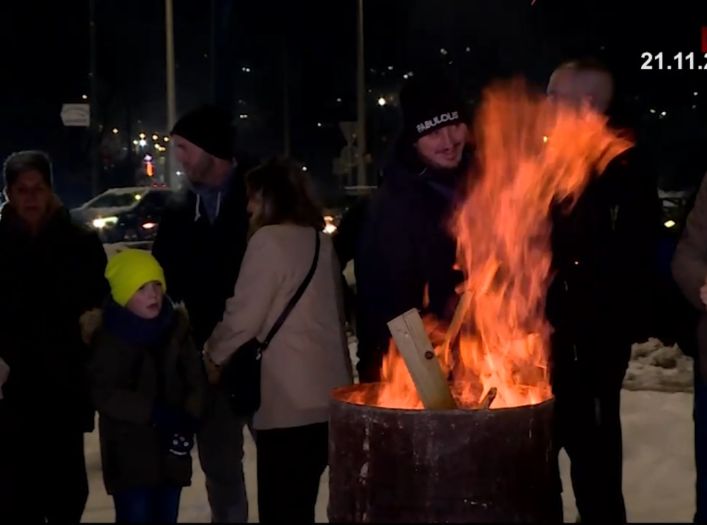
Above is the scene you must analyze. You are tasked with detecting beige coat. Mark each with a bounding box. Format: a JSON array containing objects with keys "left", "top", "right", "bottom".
[
  {"left": 208, "top": 224, "right": 353, "bottom": 430},
  {"left": 672, "top": 173, "right": 707, "bottom": 381}
]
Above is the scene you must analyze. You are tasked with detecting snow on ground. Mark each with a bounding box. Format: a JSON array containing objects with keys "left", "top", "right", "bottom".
[
  {"left": 625, "top": 338, "right": 694, "bottom": 393},
  {"left": 82, "top": 335, "right": 696, "bottom": 522}
]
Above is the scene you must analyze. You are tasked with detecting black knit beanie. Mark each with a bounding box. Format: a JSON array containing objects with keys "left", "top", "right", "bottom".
[
  {"left": 400, "top": 71, "right": 467, "bottom": 143},
  {"left": 171, "top": 105, "right": 236, "bottom": 161}
]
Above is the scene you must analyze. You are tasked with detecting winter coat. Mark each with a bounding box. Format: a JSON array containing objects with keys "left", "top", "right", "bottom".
[
  {"left": 353, "top": 144, "right": 471, "bottom": 381},
  {"left": 672, "top": 172, "right": 707, "bottom": 381},
  {"left": 152, "top": 162, "right": 253, "bottom": 348},
  {"left": 87, "top": 304, "right": 205, "bottom": 494},
  {"left": 207, "top": 225, "right": 353, "bottom": 430},
  {"left": 547, "top": 146, "right": 661, "bottom": 392},
  {"left": 0, "top": 202, "right": 108, "bottom": 432}
]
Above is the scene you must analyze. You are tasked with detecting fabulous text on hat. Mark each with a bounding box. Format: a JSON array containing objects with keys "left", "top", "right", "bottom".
[{"left": 416, "top": 111, "right": 460, "bottom": 134}]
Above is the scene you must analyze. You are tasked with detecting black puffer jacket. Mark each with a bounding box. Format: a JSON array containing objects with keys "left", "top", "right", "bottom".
[
  {"left": 0, "top": 203, "right": 108, "bottom": 432},
  {"left": 354, "top": 145, "right": 472, "bottom": 381},
  {"left": 547, "top": 146, "right": 661, "bottom": 391}
]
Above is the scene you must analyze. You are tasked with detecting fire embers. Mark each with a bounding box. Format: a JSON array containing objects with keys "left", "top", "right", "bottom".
[{"left": 348, "top": 78, "right": 632, "bottom": 411}]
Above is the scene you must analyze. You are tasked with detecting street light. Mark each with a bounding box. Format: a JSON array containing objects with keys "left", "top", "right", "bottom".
[
  {"left": 356, "top": 0, "right": 367, "bottom": 187},
  {"left": 377, "top": 97, "right": 387, "bottom": 107},
  {"left": 165, "top": 0, "right": 177, "bottom": 187},
  {"left": 112, "top": 128, "right": 119, "bottom": 134}
]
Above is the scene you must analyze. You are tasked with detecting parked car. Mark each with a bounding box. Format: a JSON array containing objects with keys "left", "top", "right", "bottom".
[{"left": 71, "top": 186, "right": 174, "bottom": 243}]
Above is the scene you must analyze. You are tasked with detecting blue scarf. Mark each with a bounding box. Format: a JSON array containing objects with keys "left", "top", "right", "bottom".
[{"left": 103, "top": 298, "right": 175, "bottom": 348}]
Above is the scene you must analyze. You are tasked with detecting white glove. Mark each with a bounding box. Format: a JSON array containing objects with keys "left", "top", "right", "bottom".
[{"left": 0, "top": 358, "right": 9, "bottom": 400}]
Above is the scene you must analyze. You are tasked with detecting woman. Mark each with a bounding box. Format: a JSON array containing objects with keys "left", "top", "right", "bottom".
[{"left": 203, "top": 158, "right": 353, "bottom": 522}]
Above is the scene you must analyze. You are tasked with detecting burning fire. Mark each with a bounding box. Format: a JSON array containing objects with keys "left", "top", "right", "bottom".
[{"left": 350, "top": 79, "right": 632, "bottom": 410}]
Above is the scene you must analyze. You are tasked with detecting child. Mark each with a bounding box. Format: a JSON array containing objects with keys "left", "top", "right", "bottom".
[{"left": 87, "top": 249, "right": 205, "bottom": 524}]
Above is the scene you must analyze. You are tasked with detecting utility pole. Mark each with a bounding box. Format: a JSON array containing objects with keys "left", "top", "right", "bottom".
[
  {"left": 165, "top": 0, "right": 177, "bottom": 187},
  {"left": 89, "top": 0, "right": 99, "bottom": 196},
  {"left": 209, "top": 0, "right": 216, "bottom": 103},
  {"left": 283, "top": 36, "right": 291, "bottom": 157},
  {"left": 356, "top": 0, "right": 367, "bottom": 187}
]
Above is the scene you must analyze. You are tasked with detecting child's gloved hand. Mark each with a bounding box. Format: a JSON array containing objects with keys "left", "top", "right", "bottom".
[{"left": 165, "top": 432, "right": 195, "bottom": 457}]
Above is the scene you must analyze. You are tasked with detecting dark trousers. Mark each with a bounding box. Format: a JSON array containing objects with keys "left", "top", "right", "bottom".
[
  {"left": 0, "top": 413, "right": 88, "bottom": 523},
  {"left": 113, "top": 486, "right": 181, "bottom": 523},
  {"left": 554, "top": 369, "right": 627, "bottom": 523},
  {"left": 196, "top": 384, "right": 249, "bottom": 522},
  {"left": 694, "top": 362, "right": 707, "bottom": 523},
  {"left": 256, "top": 422, "right": 328, "bottom": 523}
]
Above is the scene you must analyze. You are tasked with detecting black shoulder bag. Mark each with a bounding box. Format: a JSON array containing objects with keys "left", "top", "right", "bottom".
[{"left": 222, "top": 228, "right": 321, "bottom": 417}]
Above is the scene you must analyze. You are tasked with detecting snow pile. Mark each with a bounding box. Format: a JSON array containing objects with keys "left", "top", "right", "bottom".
[{"left": 624, "top": 338, "right": 694, "bottom": 393}]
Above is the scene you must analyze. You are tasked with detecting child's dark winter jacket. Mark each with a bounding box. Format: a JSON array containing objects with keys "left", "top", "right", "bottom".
[{"left": 87, "top": 302, "right": 205, "bottom": 494}]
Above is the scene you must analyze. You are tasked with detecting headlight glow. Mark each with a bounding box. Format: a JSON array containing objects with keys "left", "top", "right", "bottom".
[{"left": 92, "top": 216, "right": 119, "bottom": 229}]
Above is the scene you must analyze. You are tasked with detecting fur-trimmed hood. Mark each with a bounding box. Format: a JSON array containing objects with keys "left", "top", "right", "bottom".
[{"left": 80, "top": 302, "right": 190, "bottom": 346}]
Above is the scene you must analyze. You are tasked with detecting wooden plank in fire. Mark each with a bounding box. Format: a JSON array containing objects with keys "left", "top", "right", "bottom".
[{"left": 387, "top": 309, "right": 458, "bottom": 410}]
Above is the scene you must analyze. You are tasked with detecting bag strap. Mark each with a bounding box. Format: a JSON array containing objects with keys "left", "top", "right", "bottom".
[{"left": 260, "top": 228, "right": 320, "bottom": 351}]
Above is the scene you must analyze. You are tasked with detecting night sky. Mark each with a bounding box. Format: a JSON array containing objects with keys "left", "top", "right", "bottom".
[{"left": 1, "top": 1, "right": 706, "bottom": 206}]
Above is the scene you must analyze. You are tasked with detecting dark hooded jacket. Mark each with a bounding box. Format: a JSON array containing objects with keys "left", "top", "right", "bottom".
[
  {"left": 0, "top": 201, "right": 108, "bottom": 432},
  {"left": 152, "top": 161, "right": 254, "bottom": 348},
  {"left": 354, "top": 143, "right": 472, "bottom": 381},
  {"left": 546, "top": 146, "right": 661, "bottom": 391}
]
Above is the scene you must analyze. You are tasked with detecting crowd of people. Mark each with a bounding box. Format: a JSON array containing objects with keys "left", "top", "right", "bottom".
[{"left": 0, "top": 56, "right": 705, "bottom": 524}]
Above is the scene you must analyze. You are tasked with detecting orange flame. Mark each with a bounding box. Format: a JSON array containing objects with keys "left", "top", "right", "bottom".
[{"left": 350, "top": 79, "right": 632, "bottom": 410}]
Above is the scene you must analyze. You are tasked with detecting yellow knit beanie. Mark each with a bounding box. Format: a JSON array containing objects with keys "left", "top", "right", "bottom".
[{"left": 105, "top": 249, "right": 167, "bottom": 307}]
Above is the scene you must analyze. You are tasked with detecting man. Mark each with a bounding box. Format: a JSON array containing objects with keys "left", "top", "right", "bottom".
[
  {"left": 354, "top": 71, "right": 472, "bottom": 382},
  {"left": 546, "top": 59, "right": 661, "bottom": 522},
  {"left": 672, "top": 173, "right": 707, "bottom": 523},
  {"left": 0, "top": 151, "right": 108, "bottom": 522},
  {"left": 152, "top": 105, "right": 254, "bottom": 522}
]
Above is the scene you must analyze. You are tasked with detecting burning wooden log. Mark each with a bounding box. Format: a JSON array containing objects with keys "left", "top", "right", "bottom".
[
  {"left": 386, "top": 309, "right": 457, "bottom": 410},
  {"left": 441, "top": 290, "right": 472, "bottom": 362},
  {"left": 480, "top": 387, "right": 497, "bottom": 409}
]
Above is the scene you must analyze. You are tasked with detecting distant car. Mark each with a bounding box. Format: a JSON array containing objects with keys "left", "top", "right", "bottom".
[
  {"left": 71, "top": 186, "right": 174, "bottom": 243},
  {"left": 659, "top": 189, "right": 695, "bottom": 236}
]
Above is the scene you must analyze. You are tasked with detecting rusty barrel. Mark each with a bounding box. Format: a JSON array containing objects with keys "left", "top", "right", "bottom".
[{"left": 328, "top": 384, "right": 561, "bottom": 523}]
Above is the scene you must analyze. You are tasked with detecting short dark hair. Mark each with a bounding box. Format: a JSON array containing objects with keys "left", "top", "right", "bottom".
[
  {"left": 558, "top": 57, "right": 612, "bottom": 76},
  {"left": 3, "top": 150, "right": 53, "bottom": 190},
  {"left": 245, "top": 158, "right": 324, "bottom": 231}
]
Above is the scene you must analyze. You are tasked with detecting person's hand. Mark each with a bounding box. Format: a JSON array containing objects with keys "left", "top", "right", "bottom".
[
  {"left": 202, "top": 349, "right": 222, "bottom": 385},
  {"left": 165, "top": 431, "right": 195, "bottom": 457},
  {"left": 0, "top": 357, "right": 9, "bottom": 400},
  {"left": 79, "top": 308, "right": 102, "bottom": 345},
  {"left": 700, "top": 277, "right": 707, "bottom": 308}
]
